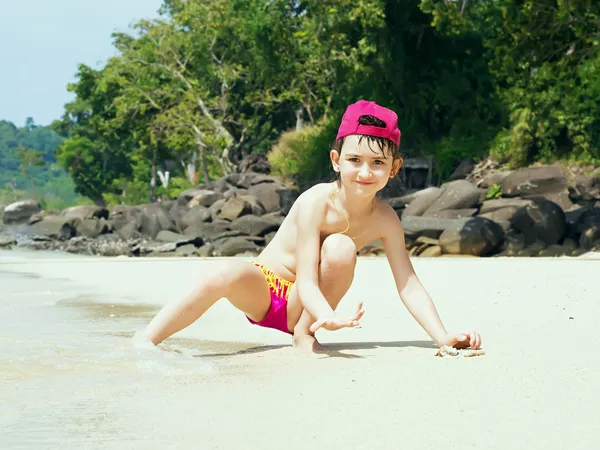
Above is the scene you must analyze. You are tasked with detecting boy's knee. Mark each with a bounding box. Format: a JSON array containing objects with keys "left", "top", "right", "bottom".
[{"left": 321, "top": 234, "right": 357, "bottom": 269}]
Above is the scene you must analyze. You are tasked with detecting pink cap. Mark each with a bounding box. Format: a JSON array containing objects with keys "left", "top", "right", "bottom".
[{"left": 336, "top": 100, "right": 401, "bottom": 146}]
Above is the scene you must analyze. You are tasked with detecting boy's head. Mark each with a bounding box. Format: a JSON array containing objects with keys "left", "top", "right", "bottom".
[{"left": 331, "top": 100, "right": 403, "bottom": 191}]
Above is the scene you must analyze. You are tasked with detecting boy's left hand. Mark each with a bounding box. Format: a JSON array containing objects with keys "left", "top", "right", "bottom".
[{"left": 441, "top": 331, "right": 482, "bottom": 350}]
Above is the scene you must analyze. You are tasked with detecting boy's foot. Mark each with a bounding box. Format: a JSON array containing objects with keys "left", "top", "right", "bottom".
[
  {"left": 292, "top": 333, "right": 325, "bottom": 353},
  {"left": 132, "top": 330, "right": 157, "bottom": 350}
]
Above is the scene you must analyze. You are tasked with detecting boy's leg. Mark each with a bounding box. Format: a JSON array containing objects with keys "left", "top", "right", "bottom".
[
  {"left": 287, "top": 234, "right": 357, "bottom": 350},
  {"left": 139, "top": 260, "right": 272, "bottom": 345}
]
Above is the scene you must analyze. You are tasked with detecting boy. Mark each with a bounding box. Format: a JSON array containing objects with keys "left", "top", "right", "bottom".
[{"left": 138, "top": 100, "right": 482, "bottom": 353}]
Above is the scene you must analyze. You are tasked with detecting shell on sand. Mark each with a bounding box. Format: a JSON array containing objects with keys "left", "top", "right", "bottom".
[{"left": 434, "top": 345, "right": 485, "bottom": 358}]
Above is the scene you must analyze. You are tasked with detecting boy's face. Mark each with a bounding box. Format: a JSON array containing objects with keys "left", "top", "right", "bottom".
[{"left": 330, "top": 134, "right": 402, "bottom": 195}]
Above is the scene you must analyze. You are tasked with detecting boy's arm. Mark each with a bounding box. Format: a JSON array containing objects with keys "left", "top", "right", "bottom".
[
  {"left": 294, "top": 190, "right": 336, "bottom": 320},
  {"left": 380, "top": 208, "right": 449, "bottom": 346}
]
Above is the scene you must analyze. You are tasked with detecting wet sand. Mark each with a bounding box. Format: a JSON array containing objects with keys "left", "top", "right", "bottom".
[{"left": 1, "top": 249, "right": 599, "bottom": 449}]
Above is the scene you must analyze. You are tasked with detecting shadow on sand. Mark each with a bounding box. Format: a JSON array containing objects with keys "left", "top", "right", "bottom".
[{"left": 193, "top": 340, "right": 435, "bottom": 359}]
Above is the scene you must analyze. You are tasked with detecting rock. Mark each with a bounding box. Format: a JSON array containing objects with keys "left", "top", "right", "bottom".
[
  {"left": 422, "top": 180, "right": 481, "bottom": 216},
  {"left": 479, "top": 198, "right": 532, "bottom": 214},
  {"left": 530, "top": 239, "right": 548, "bottom": 253},
  {"left": 438, "top": 217, "right": 505, "bottom": 256},
  {"left": 419, "top": 245, "right": 442, "bottom": 257},
  {"left": 207, "top": 177, "right": 235, "bottom": 193},
  {"left": 524, "top": 191, "right": 573, "bottom": 212},
  {"left": 279, "top": 188, "right": 299, "bottom": 216},
  {"left": 212, "top": 233, "right": 262, "bottom": 246},
  {"left": 215, "top": 196, "right": 253, "bottom": 221},
  {"left": 261, "top": 211, "right": 285, "bottom": 226},
  {"left": 237, "top": 154, "right": 271, "bottom": 175},
  {"left": 562, "top": 238, "right": 578, "bottom": 251},
  {"left": 500, "top": 165, "right": 567, "bottom": 197},
  {"left": 76, "top": 218, "right": 111, "bottom": 238},
  {"left": 511, "top": 199, "right": 566, "bottom": 245},
  {"left": 224, "top": 188, "right": 250, "bottom": 199},
  {"left": 403, "top": 187, "right": 444, "bottom": 217},
  {"left": 579, "top": 224, "right": 600, "bottom": 249},
  {"left": 415, "top": 236, "right": 440, "bottom": 245},
  {"left": 568, "top": 171, "right": 600, "bottom": 202},
  {"left": 25, "top": 216, "right": 79, "bottom": 240},
  {"left": 188, "top": 190, "right": 224, "bottom": 208},
  {"left": 573, "top": 207, "right": 600, "bottom": 234},
  {"left": 264, "top": 231, "right": 277, "bottom": 246},
  {"left": 95, "top": 236, "right": 133, "bottom": 257},
  {"left": 570, "top": 247, "right": 590, "bottom": 257},
  {"left": 110, "top": 205, "right": 143, "bottom": 230},
  {"left": 428, "top": 209, "right": 477, "bottom": 219},
  {"left": 479, "top": 206, "right": 522, "bottom": 223},
  {"left": 516, "top": 248, "right": 535, "bottom": 257},
  {"left": 158, "top": 199, "right": 177, "bottom": 212},
  {"left": 387, "top": 188, "right": 431, "bottom": 210},
  {"left": 212, "top": 236, "right": 263, "bottom": 257},
  {"left": 449, "top": 158, "right": 474, "bottom": 181},
  {"left": 156, "top": 230, "right": 203, "bottom": 247},
  {"left": 237, "top": 173, "right": 279, "bottom": 187},
  {"left": 401, "top": 216, "right": 469, "bottom": 239},
  {"left": 131, "top": 241, "right": 178, "bottom": 256},
  {"left": 184, "top": 221, "right": 238, "bottom": 242},
  {"left": 175, "top": 244, "right": 197, "bottom": 256},
  {"left": 0, "top": 236, "right": 16, "bottom": 248},
  {"left": 64, "top": 236, "right": 93, "bottom": 255},
  {"left": 500, "top": 229, "right": 526, "bottom": 253},
  {"left": 177, "top": 188, "right": 208, "bottom": 206},
  {"left": 478, "top": 171, "right": 512, "bottom": 189},
  {"left": 20, "top": 237, "right": 61, "bottom": 251},
  {"left": 137, "top": 204, "right": 177, "bottom": 239},
  {"left": 2, "top": 200, "right": 41, "bottom": 225},
  {"left": 516, "top": 240, "right": 547, "bottom": 257},
  {"left": 494, "top": 220, "right": 512, "bottom": 233},
  {"left": 156, "top": 230, "right": 186, "bottom": 242},
  {"left": 208, "top": 199, "right": 227, "bottom": 221},
  {"left": 168, "top": 203, "right": 188, "bottom": 232},
  {"left": 195, "top": 243, "right": 215, "bottom": 257},
  {"left": 61, "top": 205, "right": 109, "bottom": 220},
  {"left": 230, "top": 215, "right": 280, "bottom": 237},
  {"left": 116, "top": 221, "right": 142, "bottom": 240},
  {"left": 180, "top": 206, "right": 212, "bottom": 230},
  {"left": 225, "top": 173, "right": 244, "bottom": 188},
  {"left": 239, "top": 195, "right": 267, "bottom": 216},
  {"left": 28, "top": 210, "right": 59, "bottom": 225},
  {"left": 248, "top": 183, "right": 282, "bottom": 213},
  {"left": 538, "top": 244, "right": 569, "bottom": 257}
]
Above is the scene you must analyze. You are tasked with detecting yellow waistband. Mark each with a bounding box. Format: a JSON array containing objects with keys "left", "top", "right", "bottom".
[{"left": 252, "top": 261, "right": 294, "bottom": 300}]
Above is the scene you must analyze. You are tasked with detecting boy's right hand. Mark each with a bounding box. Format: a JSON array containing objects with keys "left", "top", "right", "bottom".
[{"left": 309, "top": 302, "right": 365, "bottom": 333}]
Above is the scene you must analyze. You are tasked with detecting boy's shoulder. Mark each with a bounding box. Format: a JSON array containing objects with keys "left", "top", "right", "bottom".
[
  {"left": 296, "top": 182, "right": 332, "bottom": 202},
  {"left": 373, "top": 197, "right": 404, "bottom": 239}
]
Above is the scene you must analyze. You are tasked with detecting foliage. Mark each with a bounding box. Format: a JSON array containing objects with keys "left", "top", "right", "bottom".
[
  {"left": 422, "top": 0, "right": 600, "bottom": 169},
  {"left": 485, "top": 184, "right": 503, "bottom": 200},
  {"left": 12, "top": 0, "right": 600, "bottom": 202},
  {"left": 268, "top": 117, "right": 340, "bottom": 188},
  {"left": 0, "top": 119, "right": 83, "bottom": 209}
]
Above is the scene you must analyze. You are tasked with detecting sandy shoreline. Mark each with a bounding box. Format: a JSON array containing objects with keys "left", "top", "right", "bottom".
[{"left": 1, "top": 250, "right": 599, "bottom": 449}]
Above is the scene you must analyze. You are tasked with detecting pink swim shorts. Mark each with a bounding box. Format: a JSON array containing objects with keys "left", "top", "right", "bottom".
[{"left": 246, "top": 261, "right": 294, "bottom": 335}]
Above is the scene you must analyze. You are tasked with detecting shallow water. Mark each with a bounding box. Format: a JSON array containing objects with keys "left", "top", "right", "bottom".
[{"left": 0, "top": 257, "right": 284, "bottom": 449}]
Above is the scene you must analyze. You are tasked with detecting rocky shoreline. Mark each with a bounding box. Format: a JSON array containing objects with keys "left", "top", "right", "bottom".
[{"left": 1, "top": 163, "right": 599, "bottom": 258}]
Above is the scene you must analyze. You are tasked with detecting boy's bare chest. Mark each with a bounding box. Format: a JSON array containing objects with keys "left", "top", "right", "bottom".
[{"left": 320, "top": 209, "right": 380, "bottom": 247}]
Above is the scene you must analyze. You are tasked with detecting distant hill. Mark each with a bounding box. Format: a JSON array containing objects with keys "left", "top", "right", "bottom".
[{"left": 0, "top": 118, "right": 82, "bottom": 209}]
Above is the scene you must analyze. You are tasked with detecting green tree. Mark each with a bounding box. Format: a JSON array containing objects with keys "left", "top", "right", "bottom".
[{"left": 420, "top": 0, "right": 600, "bottom": 167}]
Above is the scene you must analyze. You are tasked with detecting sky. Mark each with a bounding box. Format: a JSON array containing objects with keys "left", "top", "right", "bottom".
[{"left": 0, "top": 0, "right": 164, "bottom": 127}]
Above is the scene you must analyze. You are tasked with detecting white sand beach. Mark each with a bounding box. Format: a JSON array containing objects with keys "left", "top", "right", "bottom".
[{"left": 1, "top": 249, "right": 599, "bottom": 449}]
